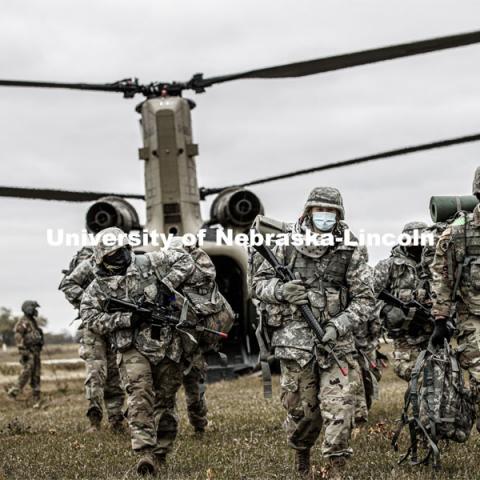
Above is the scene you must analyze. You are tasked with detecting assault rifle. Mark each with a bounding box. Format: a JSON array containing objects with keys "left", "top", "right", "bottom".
[
  {"left": 377, "top": 290, "right": 433, "bottom": 338},
  {"left": 253, "top": 242, "right": 348, "bottom": 376},
  {"left": 378, "top": 289, "right": 457, "bottom": 340},
  {"left": 105, "top": 297, "right": 228, "bottom": 341}
]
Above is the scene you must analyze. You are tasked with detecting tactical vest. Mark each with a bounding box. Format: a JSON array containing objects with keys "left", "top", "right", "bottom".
[
  {"left": 284, "top": 243, "right": 353, "bottom": 323},
  {"left": 450, "top": 218, "right": 480, "bottom": 314}
]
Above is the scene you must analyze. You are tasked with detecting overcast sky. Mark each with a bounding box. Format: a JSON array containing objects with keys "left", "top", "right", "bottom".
[{"left": 1, "top": 0, "right": 479, "bottom": 332}]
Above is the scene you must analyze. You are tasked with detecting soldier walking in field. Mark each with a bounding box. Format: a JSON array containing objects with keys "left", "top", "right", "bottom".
[
  {"left": 80, "top": 227, "right": 232, "bottom": 476},
  {"left": 252, "top": 187, "right": 374, "bottom": 477},
  {"left": 374, "top": 221, "right": 431, "bottom": 381},
  {"left": 59, "top": 247, "right": 126, "bottom": 433},
  {"left": 430, "top": 166, "right": 480, "bottom": 431},
  {"left": 7, "top": 300, "right": 44, "bottom": 407}
]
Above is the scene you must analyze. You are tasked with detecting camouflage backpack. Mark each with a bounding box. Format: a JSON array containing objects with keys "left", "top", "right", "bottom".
[{"left": 392, "top": 343, "right": 476, "bottom": 469}]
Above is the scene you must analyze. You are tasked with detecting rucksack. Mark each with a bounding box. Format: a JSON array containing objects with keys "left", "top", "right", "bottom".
[{"left": 392, "top": 343, "right": 476, "bottom": 469}]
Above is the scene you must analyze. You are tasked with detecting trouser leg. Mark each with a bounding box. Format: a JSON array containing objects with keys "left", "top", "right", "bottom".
[
  {"left": 119, "top": 348, "right": 156, "bottom": 452},
  {"left": 279, "top": 359, "right": 322, "bottom": 451},
  {"left": 152, "top": 358, "right": 183, "bottom": 456}
]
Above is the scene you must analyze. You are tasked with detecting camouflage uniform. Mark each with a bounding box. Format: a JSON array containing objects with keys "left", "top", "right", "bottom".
[
  {"left": 252, "top": 188, "right": 375, "bottom": 466},
  {"left": 60, "top": 252, "right": 125, "bottom": 428},
  {"left": 8, "top": 301, "right": 44, "bottom": 402},
  {"left": 431, "top": 196, "right": 480, "bottom": 396},
  {"left": 80, "top": 228, "right": 196, "bottom": 463},
  {"left": 374, "top": 221, "right": 431, "bottom": 381}
]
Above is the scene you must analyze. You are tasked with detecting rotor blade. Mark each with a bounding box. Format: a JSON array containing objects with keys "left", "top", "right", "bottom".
[
  {"left": 0, "top": 79, "right": 141, "bottom": 97},
  {"left": 200, "top": 133, "right": 480, "bottom": 197},
  {"left": 197, "top": 30, "right": 480, "bottom": 87},
  {"left": 0, "top": 187, "right": 145, "bottom": 202}
]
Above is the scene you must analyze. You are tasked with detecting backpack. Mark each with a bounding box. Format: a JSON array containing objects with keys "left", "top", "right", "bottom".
[{"left": 392, "top": 343, "right": 476, "bottom": 469}]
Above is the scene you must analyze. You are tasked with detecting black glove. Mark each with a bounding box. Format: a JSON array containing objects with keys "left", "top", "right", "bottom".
[
  {"left": 430, "top": 317, "right": 451, "bottom": 347},
  {"left": 130, "top": 309, "right": 152, "bottom": 329}
]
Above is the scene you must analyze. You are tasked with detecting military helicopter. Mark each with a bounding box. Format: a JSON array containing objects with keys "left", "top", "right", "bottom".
[{"left": 1, "top": 29, "right": 480, "bottom": 379}]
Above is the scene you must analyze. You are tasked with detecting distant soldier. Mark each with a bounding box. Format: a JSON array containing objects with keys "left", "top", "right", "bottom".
[
  {"left": 81, "top": 227, "right": 228, "bottom": 475},
  {"left": 7, "top": 300, "right": 44, "bottom": 406},
  {"left": 374, "top": 221, "right": 431, "bottom": 381},
  {"left": 252, "top": 187, "right": 375, "bottom": 477},
  {"left": 59, "top": 247, "right": 125, "bottom": 433},
  {"left": 431, "top": 167, "right": 480, "bottom": 429}
]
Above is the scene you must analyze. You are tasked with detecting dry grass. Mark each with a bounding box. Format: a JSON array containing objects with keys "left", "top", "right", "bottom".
[{"left": 0, "top": 358, "right": 479, "bottom": 479}]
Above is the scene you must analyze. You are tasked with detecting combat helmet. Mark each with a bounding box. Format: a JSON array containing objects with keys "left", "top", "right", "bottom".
[
  {"left": 473, "top": 167, "right": 480, "bottom": 197},
  {"left": 21, "top": 300, "right": 40, "bottom": 315},
  {"left": 94, "top": 227, "right": 130, "bottom": 265},
  {"left": 304, "top": 187, "right": 344, "bottom": 220},
  {"left": 402, "top": 221, "right": 428, "bottom": 235}
]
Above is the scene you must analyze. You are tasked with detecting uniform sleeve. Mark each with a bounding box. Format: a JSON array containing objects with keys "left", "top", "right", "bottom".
[
  {"left": 251, "top": 245, "right": 285, "bottom": 304},
  {"left": 331, "top": 247, "right": 375, "bottom": 337},
  {"left": 59, "top": 259, "right": 93, "bottom": 308},
  {"left": 373, "top": 258, "right": 392, "bottom": 295},
  {"left": 147, "top": 248, "right": 196, "bottom": 291},
  {"left": 80, "top": 282, "right": 132, "bottom": 335},
  {"left": 14, "top": 320, "right": 26, "bottom": 349},
  {"left": 431, "top": 227, "right": 454, "bottom": 317}
]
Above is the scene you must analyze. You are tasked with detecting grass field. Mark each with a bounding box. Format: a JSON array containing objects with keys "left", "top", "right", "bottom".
[{"left": 1, "top": 350, "right": 479, "bottom": 480}]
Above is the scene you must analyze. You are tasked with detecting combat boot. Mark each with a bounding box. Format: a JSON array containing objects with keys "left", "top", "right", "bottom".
[
  {"left": 86, "top": 409, "right": 102, "bottom": 433},
  {"left": 7, "top": 387, "right": 19, "bottom": 399},
  {"left": 109, "top": 416, "right": 126, "bottom": 434},
  {"left": 136, "top": 452, "right": 157, "bottom": 476},
  {"left": 155, "top": 452, "right": 167, "bottom": 469},
  {"left": 32, "top": 392, "right": 41, "bottom": 409},
  {"left": 194, "top": 426, "right": 205, "bottom": 435},
  {"left": 295, "top": 449, "right": 310, "bottom": 477},
  {"left": 328, "top": 456, "right": 347, "bottom": 480}
]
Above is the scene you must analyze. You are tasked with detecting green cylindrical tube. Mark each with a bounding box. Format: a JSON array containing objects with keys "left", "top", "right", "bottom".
[{"left": 429, "top": 195, "right": 479, "bottom": 222}]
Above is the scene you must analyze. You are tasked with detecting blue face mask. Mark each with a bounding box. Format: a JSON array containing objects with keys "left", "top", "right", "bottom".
[{"left": 312, "top": 211, "right": 337, "bottom": 232}]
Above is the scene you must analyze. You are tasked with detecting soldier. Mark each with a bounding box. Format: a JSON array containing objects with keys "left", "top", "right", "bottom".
[
  {"left": 374, "top": 221, "right": 431, "bottom": 381},
  {"left": 252, "top": 187, "right": 374, "bottom": 476},
  {"left": 7, "top": 300, "right": 44, "bottom": 407},
  {"left": 430, "top": 167, "right": 480, "bottom": 428},
  {"left": 80, "top": 227, "right": 198, "bottom": 475},
  {"left": 59, "top": 248, "right": 125, "bottom": 433}
]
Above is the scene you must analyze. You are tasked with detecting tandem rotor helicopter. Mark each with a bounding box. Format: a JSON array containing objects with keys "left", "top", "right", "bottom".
[{"left": 1, "top": 29, "right": 480, "bottom": 379}]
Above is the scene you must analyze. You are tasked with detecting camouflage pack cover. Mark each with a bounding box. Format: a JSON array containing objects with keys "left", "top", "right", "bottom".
[
  {"left": 418, "top": 346, "right": 475, "bottom": 443},
  {"left": 393, "top": 344, "right": 476, "bottom": 467},
  {"left": 303, "top": 187, "right": 345, "bottom": 220}
]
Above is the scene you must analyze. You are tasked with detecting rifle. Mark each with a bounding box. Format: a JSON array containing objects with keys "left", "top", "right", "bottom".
[
  {"left": 253, "top": 242, "right": 348, "bottom": 376},
  {"left": 105, "top": 297, "right": 228, "bottom": 341},
  {"left": 378, "top": 290, "right": 433, "bottom": 338},
  {"left": 378, "top": 290, "right": 455, "bottom": 338}
]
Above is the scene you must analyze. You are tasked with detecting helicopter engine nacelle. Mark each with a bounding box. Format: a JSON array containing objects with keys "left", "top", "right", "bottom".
[
  {"left": 86, "top": 196, "right": 141, "bottom": 233},
  {"left": 210, "top": 188, "right": 263, "bottom": 231}
]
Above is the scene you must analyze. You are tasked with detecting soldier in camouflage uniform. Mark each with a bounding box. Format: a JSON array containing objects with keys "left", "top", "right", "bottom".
[
  {"left": 80, "top": 227, "right": 199, "bottom": 475},
  {"left": 252, "top": 187, "right": 375, "bottom": 476},
  {"left": 374, "top": 221, "right": 431, "bottom": 381},
  {"left": 7, "top": 300, "right": 44, "bottom": 406},
  {"left": 430, "top": 167, "right": 480, "bottom": 429},
  {"left": 60, "top": 248, "right": 125, "bottom": 433}
]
